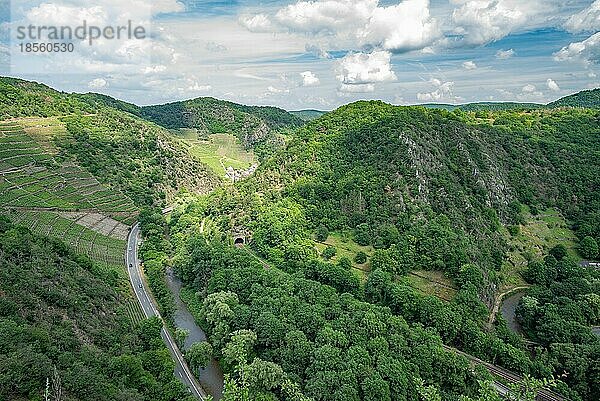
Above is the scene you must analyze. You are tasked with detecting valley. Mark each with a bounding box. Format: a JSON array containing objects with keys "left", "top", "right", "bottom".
[{"left": 1, "top": 77, "right": 599, "bottom": 401}]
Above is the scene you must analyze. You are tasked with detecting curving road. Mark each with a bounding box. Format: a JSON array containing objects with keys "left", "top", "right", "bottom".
[{"left": 126, "top": 223, "right": 207, "bottom": 400}]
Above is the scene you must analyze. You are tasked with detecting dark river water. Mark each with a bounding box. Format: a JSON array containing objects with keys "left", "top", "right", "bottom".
[
  {"left": 500, "top": 291, "right": 526, "bottom": 334},
  {"left": 165, "top": 270, "right": 224, "bottom": 399},
  {"left": 501, "top": 290, "right": 600, "bottom": 338}
]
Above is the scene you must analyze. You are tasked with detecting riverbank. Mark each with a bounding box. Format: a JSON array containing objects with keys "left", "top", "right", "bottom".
[{"left": 165, "top": 268, "right": 224, "bottom": 399}]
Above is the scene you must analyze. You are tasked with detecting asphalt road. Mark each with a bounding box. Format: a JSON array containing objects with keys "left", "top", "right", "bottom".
[{"left": 126, "top": 223, "right": 207, "bottom": 400}]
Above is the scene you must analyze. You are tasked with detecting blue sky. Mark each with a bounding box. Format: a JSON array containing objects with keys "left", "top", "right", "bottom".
[{"left": 1, "top": 0, "right": 599, "bottom": 109}]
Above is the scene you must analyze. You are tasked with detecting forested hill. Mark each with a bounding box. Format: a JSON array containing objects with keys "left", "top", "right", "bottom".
[
  {"left": 0, "top": 217, "right": 194, "bottom": 400},
  {"left": 548, "top": 88, "right": 600, "bottom": 108},
  {"left": 164, "top": 99, "right": 599, "bottom": 401},
  {"left": 421, "top": 88, "right": 600, "bottom": 111},
  {"left": 140, "top": 97, "right": 305, "bottom": 149},
  {"left": 0, "top": 77, "right": 94, "bottom": 117},
  {"left": 207, "top": 101, "right": 600, "bottom": 302}
]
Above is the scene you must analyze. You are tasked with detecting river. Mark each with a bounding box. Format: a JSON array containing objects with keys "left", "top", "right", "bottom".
[
  {"left": 165, "top": 269, "right": 224, "bottom": 399},
  {"left": 500, "top": 291, "right": 526, "bottom": 334},
  {"left": 501, "top": 290, "right": 600, "bottom": 338}
]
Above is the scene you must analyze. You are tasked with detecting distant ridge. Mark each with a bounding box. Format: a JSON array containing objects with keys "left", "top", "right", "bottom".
[
  {"left": 290, "top": 109, "right": 328, "bottom": 121},
  {"left": 418, "top": 88, "right": 600, "bottom": 111}
]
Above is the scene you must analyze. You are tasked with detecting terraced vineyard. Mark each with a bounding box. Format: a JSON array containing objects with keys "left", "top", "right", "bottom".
[
  {"left": 0, "top": 121, "right": 145, "bottom": 325},
  {"left": 0, "top": 121, "right": 137, "bottom": 224},
  {"left": 4, "top": 208, "right": 145, "bottom": 323}
]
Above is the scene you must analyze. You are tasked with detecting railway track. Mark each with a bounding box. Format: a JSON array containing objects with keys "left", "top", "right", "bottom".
[{"left": 443, "top": 345, "right": 566, "bottom": 401}]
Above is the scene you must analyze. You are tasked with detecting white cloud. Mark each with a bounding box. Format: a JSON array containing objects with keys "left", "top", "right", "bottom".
[
  {"left": 564, "top": 0, "right": 600, "bottom": 33},
  {"left": 339, "top": 83, "right": 375, "bottom": 93},
  {"left": 451, "top": 0, "right": 560, "bottom": 45},
  {"left": 496, "top": 49, "right": 515, "bottom": 59},
  {"left": 88, "top": 78, "right": 108, "bottom": 89},
  {"left": 417, "top": 77, "right": 457, "bottom": 102},
  {"left": 522, "top": 84, "right": 536, "bottom": 93},
  {"left": 305, "top": 44, "right": 332, "bottom": 59},
  {"left": 300, "top": 71, "right": 320, "bottom": 86},
  {"left": 241, "top": 0, "right": 440, "bottom": 53},
  {"left": 274, "top": 0, "right": 375, "bottom": 34},
  {"left": 554, "top": 32, "right": 600, "bottom": 65},
  {"left": 239, "top": 14, "right": 273, "bottom": 32},
  {"left": 142, "top": 65, "right": 167, "bottom": 74},
  {"left": 462, "top": 60, "right": 477, "bottom": 70},
  {"left": 267, "top": 86, "right": 290, "bottom": 94},
  {"left": 357, "top": 0, "right": 441, "bottom": 52},
  {"left": 517, "top": 84, "right": 544, "bottom": 101},
  {"left": 205, "top": 41, "right": 227, "bottom": 52},
  {"left": 546, "top": 78, "right": 560, "bottom": 92},
  {"left": 335, "top": 50, "right": 397, "bottom": 90},
  {"left": 187, "top": 82, "right": 211, "bottom": 92}
]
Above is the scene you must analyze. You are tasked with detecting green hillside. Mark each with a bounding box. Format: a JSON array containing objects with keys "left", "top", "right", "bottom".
[
  {"left": 0, "top": 78, "right": 94, "bottom": 119},
  {"left": 159, "top": 100, "right": 599, "bottom": 401},
  {"left": 0, "top": 78, "right": 221, "bottom": 208},
  {"left": 548, "top": 88, "right": 600, "bottom": 108},
  {"left": 207, "top": 103, "right": 598, "bottom": 286},
  {"left": 140, "top": 97, "right": 304, "bottom": 154},
  {"left": 0, "top": 217, "right": 194, "bottom": 401}
]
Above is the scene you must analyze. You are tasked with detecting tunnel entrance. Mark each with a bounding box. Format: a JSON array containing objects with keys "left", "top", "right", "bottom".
[{"left": 234, "top": 237, "right": 245, "bottom": 246}]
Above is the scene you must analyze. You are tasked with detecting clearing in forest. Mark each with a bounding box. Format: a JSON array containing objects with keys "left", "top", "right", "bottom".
[
  {"left": 171, "top": 129, "right": 256, "bottom": 175},
  {"left": 500, "top": 206, "right": 579, "bottom": 291}
]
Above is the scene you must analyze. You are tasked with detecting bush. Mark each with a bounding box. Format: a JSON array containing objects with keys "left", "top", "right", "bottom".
[
  {"left": 315, "top": 225, "right": 329, "bottom": 242},
  {"left": 354, "top": 251, "right": 367, "bottom": 264},
  {"left": 322, "top": 246, "right": 337, "bottom": 260},
  {"left": 580, "top": 236, "right": 599, "bottom": 259},
  {"left": 550, "top": 244, "right": 568, "bottom": 261}
]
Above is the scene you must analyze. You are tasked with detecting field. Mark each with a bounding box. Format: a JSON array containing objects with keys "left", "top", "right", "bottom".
[
  {"left": 500, "top": 207, "right": 579, "bottom": 290},
  {"left": 0, "top": 121, "right": 137, "bottom": 224},
  {"left": 314, "top": 231, "right": 374, "bottom": 280},
  {"left": 404, "top": 270, "right": 457, "bottom": 301},
  {"left": 171, "top": 129, "right": 256, "bottom": 176}
]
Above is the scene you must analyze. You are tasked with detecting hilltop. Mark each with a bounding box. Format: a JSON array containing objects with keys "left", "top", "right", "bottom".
[
  {"left": 548, "top": 88, "right": 600, "bottom": 108},
  {"left": 140, "top": 97, "right": 304, "bottom": 153}
]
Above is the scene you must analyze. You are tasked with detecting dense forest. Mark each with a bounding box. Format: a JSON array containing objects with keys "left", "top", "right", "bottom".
[
  {"left": 153, "top": 97, "right": 600, "bottom": 401},
  {"left": 548, "top": 88, "right": 600, "bottom": 109},
  {"left": 516, "top": 247, "right": 600, "bottom": 400},
  {"left": 0, "top": 216, "right": 194, "bottom": 401}
]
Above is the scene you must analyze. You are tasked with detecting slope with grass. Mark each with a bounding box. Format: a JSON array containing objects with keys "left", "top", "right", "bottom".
[
  {"left": 170, "top": 130, "right": 257, "bottom": 177},
  {"left": 0, "top": 77, "right": 221, "bottom": 209}
]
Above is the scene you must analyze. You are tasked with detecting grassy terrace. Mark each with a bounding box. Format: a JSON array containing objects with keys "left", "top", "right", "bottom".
[
  {"left": 0, "top": 121, "right": 144, "bottom": 324},
  {"left": 314, "top": 231, "right": 457, "bottom": 299}
]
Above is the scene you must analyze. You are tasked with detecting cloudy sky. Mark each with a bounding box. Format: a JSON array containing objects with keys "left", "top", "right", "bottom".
[{"left": 1, "top": 0, "right": 600, "bottom": 110}]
